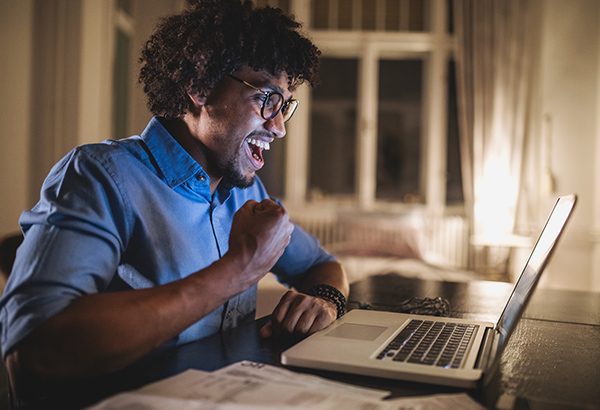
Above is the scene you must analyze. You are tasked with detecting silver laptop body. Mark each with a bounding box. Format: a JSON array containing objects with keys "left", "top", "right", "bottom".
[{"left": 282, "top": 195, "right": 577, "bottom": 388}]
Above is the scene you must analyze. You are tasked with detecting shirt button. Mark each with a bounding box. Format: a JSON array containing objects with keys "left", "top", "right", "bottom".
[{"left": 196, "top": 174, "right": 206, "bottom": 181}]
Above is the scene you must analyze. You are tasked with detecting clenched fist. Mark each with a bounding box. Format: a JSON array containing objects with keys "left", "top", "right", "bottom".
[{"left": 227, "top": 199, "right": 294, "bottom": 288}]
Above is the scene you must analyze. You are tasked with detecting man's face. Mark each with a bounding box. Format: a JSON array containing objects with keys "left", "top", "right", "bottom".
[{"left": 195, "top": 67, "right": 290, "bottom": 188}]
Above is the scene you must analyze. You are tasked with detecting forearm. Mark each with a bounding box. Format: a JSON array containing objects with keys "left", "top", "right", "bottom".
[
  {"left": 295, "top": 260, "right": 349, "bottom": 298},
  {"left": 8, "top": 253, "right": 245, "bottom": 381},
  {"left": 7, "top": 198, "right": 292, "bottom": 383}
]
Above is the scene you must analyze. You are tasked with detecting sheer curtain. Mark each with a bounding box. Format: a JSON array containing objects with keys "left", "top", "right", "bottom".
[{"left": 453, "top": 0, "right": 540, "bottom": 274}]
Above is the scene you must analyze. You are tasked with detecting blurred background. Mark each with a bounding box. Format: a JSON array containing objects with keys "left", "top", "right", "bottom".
[{"left": 1, "top": 0, "right": 599, "bottom": 295}]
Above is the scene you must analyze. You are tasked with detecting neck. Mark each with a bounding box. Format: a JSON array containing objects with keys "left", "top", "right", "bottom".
[{"left": 160, "top": 116, "right": 222, "bottom": 194}]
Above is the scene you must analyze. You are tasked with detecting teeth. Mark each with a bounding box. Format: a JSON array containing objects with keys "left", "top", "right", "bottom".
[{"left": 246, "top": 138, "right": 270, "bottom": 151}]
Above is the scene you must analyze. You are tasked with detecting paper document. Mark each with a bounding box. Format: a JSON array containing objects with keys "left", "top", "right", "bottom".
[
  {"left": 213, "top": 361, "right": 388, "bottom": 399},
  {"left": 88, "top": 361, "right": 484, "bottom": 410}
]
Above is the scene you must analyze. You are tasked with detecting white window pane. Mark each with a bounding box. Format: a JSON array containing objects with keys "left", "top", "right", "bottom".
[
  {"left": 376, "top": 59, "right": 423, "bottom": 202},
  {"left": 309, "top": 58, "right": 358, "bottom": 198}
]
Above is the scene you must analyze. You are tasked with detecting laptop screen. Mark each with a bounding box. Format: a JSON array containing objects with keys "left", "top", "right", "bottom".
[{"left": 495, "top": 195, "right": 577, "bottom": 352}]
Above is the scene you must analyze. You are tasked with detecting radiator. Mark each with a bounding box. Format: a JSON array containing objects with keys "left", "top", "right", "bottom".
[
  {"left": 423, "top": 215, "right": 470, "bottom": 268},
  {"left": 291, "top": 211, "right": 469, "bottom": 269}
]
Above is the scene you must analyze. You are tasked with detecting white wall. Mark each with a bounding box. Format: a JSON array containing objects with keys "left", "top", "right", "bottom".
[
  {"left": 536, "top": 0, "right": 600, "bottom": 291},
  {"left": 0, "top": 0, "right": 33, "bottom": 236}
]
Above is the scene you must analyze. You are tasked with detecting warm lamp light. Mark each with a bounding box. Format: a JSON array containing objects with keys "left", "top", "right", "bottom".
[{"left": 473, "top": 150, "right": 519, "bottom": 246}]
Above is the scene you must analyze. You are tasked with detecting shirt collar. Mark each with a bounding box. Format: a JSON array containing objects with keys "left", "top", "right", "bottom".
[{"left": 140, "top": 117, "right": 207, "bottom": 188}]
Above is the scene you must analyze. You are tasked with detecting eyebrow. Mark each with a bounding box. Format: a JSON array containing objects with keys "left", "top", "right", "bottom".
[
  {"left": 259, "top": 82, "right": 285, "bottom": 96},
  {"left": 253, "top": 78, "right": 290, "bottom": 99}
]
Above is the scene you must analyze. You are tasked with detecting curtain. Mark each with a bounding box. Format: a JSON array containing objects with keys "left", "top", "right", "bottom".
[{"left": 453, "top": 0, "right": 540, "bottom": 273}]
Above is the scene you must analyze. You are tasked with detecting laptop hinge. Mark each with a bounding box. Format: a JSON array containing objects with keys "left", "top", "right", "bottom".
[{"left": 474, "top": 327, "right": 495, "bottom": 370}]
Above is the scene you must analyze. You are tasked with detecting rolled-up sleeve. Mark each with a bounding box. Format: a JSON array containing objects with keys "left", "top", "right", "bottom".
[
  {"left": 0, "top": 146, "right": 131, "bottom": 357},
  {"left": 271, "top": 224, "right": 336, "bottom": 288}
]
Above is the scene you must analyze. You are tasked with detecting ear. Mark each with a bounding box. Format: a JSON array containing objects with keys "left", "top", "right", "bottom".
[{"left": 187, "top": 91, "right": 207, "bottom": 108}]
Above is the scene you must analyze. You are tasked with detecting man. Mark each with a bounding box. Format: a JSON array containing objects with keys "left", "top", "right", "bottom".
[{"left": 0, "top": 0, "right": 348, "bottom": 394}]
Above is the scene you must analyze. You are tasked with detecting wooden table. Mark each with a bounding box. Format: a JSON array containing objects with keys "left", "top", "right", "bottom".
[
  {"left": 348, "top": 274, "right": 600, "bottom": 408},
  {"left": 10, "top": 273, "right": 600, "bottom": 409}
]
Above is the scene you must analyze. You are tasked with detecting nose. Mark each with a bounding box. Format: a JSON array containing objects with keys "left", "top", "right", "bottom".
[{"left": 264, "top": 111, "right": 286, "bottom": 139}]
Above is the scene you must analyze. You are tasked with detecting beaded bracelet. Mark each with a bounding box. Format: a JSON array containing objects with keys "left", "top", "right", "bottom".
[{"left": 308, "top": 284, "right": 347, "bottom": 319}]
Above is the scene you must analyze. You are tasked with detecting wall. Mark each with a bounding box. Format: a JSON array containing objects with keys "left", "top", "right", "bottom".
[
  {"left": 536, "top": 0, "right": 600, "bottom": 290},
  {"left": 129, "top": 0, "right": 184, "bottom": 134},
  {"left": 78, "top": 0, "right": 113, "bottom": 146},
  {"left": 0, "top": 0, "right": 181, "bottom": 239},
  {"left": 0, "top": 0, "right": 33, "bottom": 236}
]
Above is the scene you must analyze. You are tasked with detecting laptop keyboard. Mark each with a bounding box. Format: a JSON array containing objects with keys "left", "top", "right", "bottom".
[{"left": 376, "top": 319, "right": 478, "bottom": 368}]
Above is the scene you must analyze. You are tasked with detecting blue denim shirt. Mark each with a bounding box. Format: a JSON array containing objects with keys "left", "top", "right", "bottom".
[{"left": 0, "top": 117, "right": 334, "bottom": 357}]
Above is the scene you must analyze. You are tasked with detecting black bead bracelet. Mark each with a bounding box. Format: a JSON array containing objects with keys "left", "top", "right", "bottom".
[{"left": 308, "top": 284, "right": 347, "bottom": 319}]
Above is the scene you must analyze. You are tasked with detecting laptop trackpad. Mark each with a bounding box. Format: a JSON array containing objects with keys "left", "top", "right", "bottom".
[{"left": 326, "top": 323, "right": 387, "bottom": 341}]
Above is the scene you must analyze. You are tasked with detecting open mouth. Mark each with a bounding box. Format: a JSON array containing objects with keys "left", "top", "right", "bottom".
[{"left": 245, "top": 137, "right": 271, "bottom": 170}]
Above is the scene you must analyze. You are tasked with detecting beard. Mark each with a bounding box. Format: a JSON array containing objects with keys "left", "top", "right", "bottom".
[{"left": 221, "top": 150, "right": 255, "bottom": 189}]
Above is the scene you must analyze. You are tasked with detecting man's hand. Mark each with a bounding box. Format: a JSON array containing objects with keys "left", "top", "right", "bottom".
[
  {"left": 259, "top": 290, "right": 337, "bottom": 338},
  {"left": 227, "top": 199, "right": 294, "bottom": 288}
]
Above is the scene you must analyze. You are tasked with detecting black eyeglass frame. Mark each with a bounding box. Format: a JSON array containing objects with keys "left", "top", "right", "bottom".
[{"left": 228, "top": 74, "right": 299, "bottom": 122}]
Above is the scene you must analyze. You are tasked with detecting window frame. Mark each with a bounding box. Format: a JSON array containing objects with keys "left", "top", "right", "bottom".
[{"left": 284, "top": 0, "right": 457, "bottom": 213}]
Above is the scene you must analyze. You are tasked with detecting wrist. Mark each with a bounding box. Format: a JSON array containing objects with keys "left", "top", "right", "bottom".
[
  {"left": 307, "top": 284, "right": 347, "bottom": 319},
  {"left": 213, "top": 253, "right": 250, "bottom": 293},
  {"left": 225, "top": 235, "right": 259, "bottom": 273}
]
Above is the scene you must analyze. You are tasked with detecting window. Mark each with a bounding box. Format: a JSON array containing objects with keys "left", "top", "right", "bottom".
[
  {"left": 311, "top": 0, "right": 428, "bottom": 31},
  {"left": 256, "top": 0, "right": 461, "bottom": 209},
  {"left": 309, "top": 58, "right": 358, "bottom": 198},
  {"left": 377, "top": 59, "right": 423, "bottom": 202}
]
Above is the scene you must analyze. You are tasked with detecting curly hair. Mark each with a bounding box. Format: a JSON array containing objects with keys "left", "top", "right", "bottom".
[{"left": 139, "top": 0, "right": 321, "bottom": 119}]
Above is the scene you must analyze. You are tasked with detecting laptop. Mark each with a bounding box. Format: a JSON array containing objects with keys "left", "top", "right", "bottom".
[{"left": 282, "top": 194, "right": 577, "bottom": 388}]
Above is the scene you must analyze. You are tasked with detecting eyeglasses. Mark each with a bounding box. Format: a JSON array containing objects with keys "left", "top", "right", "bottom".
[{"left": 228, "top": 74, "right": 299, "bottom": 122}]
